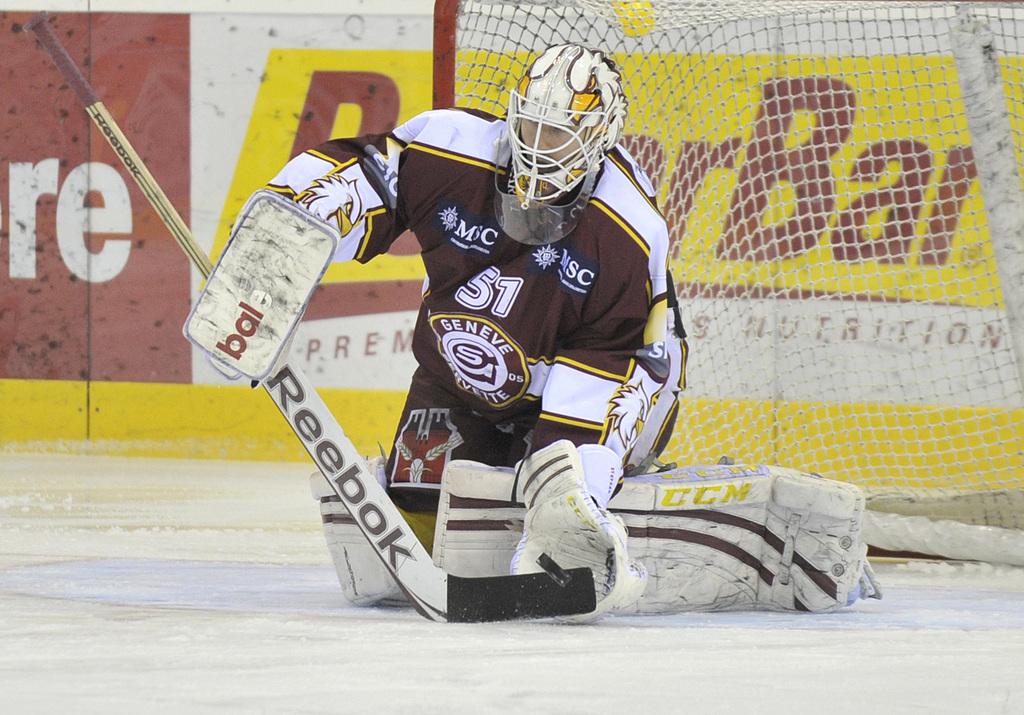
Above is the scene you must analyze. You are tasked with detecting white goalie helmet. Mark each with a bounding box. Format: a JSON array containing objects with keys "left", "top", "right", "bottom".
[{"left": 496, "top": 44, "right": 628, "bottom": 245}]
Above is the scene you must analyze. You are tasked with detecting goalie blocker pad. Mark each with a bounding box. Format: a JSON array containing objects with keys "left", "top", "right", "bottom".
[
  {"left": 433, "top": 461, "right": 878, "bottom": 614},
  {"left": 184, "top": 190, "right": 338, "bottom": 380}
]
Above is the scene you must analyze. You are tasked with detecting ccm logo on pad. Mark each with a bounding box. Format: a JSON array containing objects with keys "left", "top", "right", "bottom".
[{"left": 216, "top": 301, "right": 265, "bottom": 361}]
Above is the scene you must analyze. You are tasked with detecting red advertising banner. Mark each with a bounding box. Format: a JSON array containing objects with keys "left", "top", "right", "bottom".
[{"left": 1, "top": 12, "right": 191, "bottom": 382}]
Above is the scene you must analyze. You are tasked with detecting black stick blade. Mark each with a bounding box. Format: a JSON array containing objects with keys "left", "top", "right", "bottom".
[{"left": 446, "top": 568, "right": 596, "bottom": 623}]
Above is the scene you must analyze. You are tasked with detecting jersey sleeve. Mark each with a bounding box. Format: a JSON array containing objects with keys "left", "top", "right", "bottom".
[
  {"left": 531, "top": 179, "right": 682, "bottom": 468},
  {"left": 264, "top": 131, "right": 409, "bottom": 264}
]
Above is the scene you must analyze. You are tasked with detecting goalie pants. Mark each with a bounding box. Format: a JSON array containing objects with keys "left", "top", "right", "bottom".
[{"left": 385, "top": 368, "right": 533, "bottom": 513}]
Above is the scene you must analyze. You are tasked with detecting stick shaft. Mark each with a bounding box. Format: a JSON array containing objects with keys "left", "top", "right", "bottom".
[{"left": 26, "top": 12, "right": 213, "bottom": 278}]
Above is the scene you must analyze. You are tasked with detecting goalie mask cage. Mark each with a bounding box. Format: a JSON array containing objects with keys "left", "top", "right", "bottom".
[{"left": 433, "top": 0, "right": 1024, "bottom": 565}]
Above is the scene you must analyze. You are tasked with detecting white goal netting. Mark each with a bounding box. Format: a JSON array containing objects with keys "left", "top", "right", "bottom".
[{"left": 437, "top": 0, "right": 1024, "bottom": 563}]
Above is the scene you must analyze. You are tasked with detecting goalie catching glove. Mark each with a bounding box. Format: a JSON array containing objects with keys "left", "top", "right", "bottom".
[{"left": 511, "top": 440, "right": 646, "bottom": 618}]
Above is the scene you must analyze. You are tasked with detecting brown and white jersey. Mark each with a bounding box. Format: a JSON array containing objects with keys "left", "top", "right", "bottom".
[{"left": 266, "top": 108, "right": 681, "bottom": 465}]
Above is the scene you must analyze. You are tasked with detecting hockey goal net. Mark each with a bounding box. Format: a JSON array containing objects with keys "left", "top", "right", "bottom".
[{"left": 433, "top": 0, "right": 1024, "bottom": 564}]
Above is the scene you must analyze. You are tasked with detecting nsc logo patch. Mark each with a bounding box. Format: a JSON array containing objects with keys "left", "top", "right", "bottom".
[
  {"left": 531, "top": 245, "right": 597, "bottom": 296},
  {"left": 429, "top": 313, "right": 530, "bottom": 408}
]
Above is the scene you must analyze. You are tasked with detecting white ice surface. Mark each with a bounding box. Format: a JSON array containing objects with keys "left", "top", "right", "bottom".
[{"left": 1, "top": 454, "right": 1023, "bottom": 714}]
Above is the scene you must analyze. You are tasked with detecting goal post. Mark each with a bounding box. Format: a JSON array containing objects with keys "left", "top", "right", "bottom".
[{"left": 433, "top": 0, "right": 1024, "bottom": 564}]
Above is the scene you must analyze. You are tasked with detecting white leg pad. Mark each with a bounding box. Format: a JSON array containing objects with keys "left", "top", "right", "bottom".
[
  {"left": 310, "top": 461, "right": 405, "bottom": 607},
  {"left": 760, "top": 468, "right": 878, "bottom": 611},
  {"left": 435, "top": 461, "right": 879, "bottom": 614}
]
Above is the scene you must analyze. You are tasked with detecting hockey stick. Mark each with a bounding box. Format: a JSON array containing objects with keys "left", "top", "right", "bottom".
[{"left": 23, "top": 12, "right": 595, "bottom": 623}]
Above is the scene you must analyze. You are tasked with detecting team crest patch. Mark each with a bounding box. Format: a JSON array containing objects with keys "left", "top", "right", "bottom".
[
  {"left": 436, "top": 203, "right": 502, "bottom": 256},
  {"left": 429, "top": 312, "right": 530, "bottom": 408},
  {"left": 392, "top": 408, "right": 465, "bottom": 485}
]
